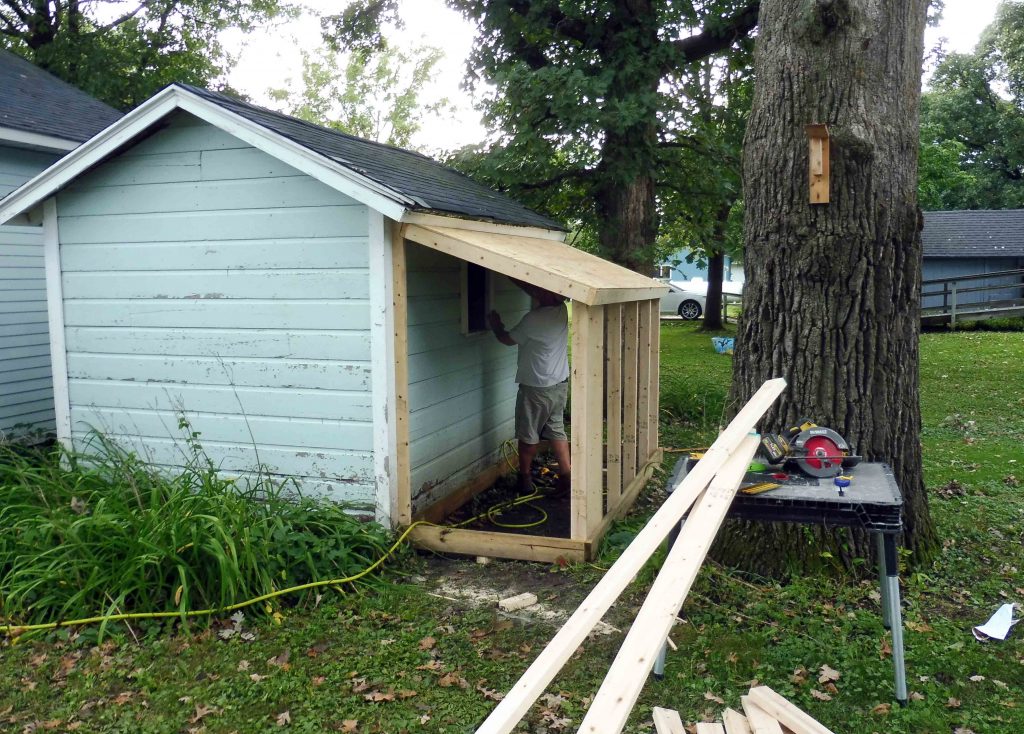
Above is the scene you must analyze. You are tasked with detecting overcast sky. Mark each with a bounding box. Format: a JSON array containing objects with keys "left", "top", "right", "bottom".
[{"left": 224, "top": 0, "right": 1006, "bottom": 153}]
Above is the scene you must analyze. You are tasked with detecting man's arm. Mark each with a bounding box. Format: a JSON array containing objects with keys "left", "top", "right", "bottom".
[{"left": 488, "top": 310, "right": 517, "bottom": 346}]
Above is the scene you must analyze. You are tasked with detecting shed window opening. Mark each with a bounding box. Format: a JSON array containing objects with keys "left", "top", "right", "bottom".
[{"left": 463, "top": 262, "right": 491, "bottom": 334}]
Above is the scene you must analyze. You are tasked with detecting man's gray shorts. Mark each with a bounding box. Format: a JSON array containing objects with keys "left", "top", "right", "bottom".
[{"left": 515, "top": 382, "right": 568, "bottom": 444}]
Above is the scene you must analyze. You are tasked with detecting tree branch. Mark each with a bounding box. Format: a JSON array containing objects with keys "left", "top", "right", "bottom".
[
  {"left": 516, "top": 167, "right": 595, "bottom": 190},
  {"left": 667, "top": 1, "right": 760, "bottom": 69},
  {"left": 98, "top": 0, "right": 160, "bottom": 31}
]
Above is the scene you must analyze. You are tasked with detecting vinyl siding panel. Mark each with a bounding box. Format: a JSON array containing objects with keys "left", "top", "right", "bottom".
[
  {"left": 56, "top": 112, "right": 375, "bottom": 506},
  {"left": 922, "top": 256, "right": 1024, "bottom": 309},
  {"left": 405, "top": 242, "right": 529, "bottom": 513},
  {"left": 0, "top": 144, "right": 61, "bottom": 438}
]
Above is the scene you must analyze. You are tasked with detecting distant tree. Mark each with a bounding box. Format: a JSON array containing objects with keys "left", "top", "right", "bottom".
[
  {"left": 919, "top": 1, "right": 1024, "bottom": 210},
  {"left": 268, "top": 40, "right": 453, "bottom": 149},
  {"left": 0, "top": 0, "right": 288, "bottom": 110},
  {"left": 725, "top": 0, "right": 937, "bottom": 574},
  {"left": 325, "top": 0, "right": 761, "bottom": 273}
]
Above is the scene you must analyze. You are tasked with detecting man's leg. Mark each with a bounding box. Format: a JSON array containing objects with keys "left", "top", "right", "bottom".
[
  {"left": 550, "top": 438, "right": 571, "bottom": 494},
  {"left": 518, "top": 441, "right": 539, "bottom": 493}
]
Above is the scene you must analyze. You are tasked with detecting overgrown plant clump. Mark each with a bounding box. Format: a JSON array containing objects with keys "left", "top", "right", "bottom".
[{"left": 0, "top": 434, "right": 393, "bottom": 629}]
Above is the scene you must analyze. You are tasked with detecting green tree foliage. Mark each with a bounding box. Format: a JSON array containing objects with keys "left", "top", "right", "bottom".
[
  {"left": 919, "top": 1, "right": 1024, "bottom": 210},
  {"left": 268, "top": 41, "right": 452, "bottom": 150},
  {"left": 0, "top": 0, "right": 288, "bottom": 110},
  {"left": 325, "top": 0, "right": 760, "bottom": 273}
]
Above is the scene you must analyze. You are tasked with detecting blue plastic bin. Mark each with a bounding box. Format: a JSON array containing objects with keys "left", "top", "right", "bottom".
[{"left": 711, "top": 336, "right": 735, "bottom": 355}]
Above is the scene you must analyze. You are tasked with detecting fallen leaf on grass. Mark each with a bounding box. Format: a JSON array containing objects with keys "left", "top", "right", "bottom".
[
  {"left": 879, "top": 639, "right": 892, "bottom": 659},
  {"left": 871, "top": 703, "right": 891, "bottom": 715},
  {"left": 249, "top": 674, "right": 268, "bottom": 682},
  {"left": 312, "top": 676, "right": 326, "bottom": 687},
  {"left": 947, "top": 697, "right": 962, "bottom": 708},
  {"left": 268, "top": 650, "right": 291, "bottom": 669},
  {"left": 704, "top": 691, "right": 725, "bottom": 705},
  {"left": 910, "top": 691, "right": 926, "bottom": 701},
  {"left": 953, "top": 728, "right": 976, "bottom": 734},
  {"left": 363, "top": 690, "right": 395, "bottom": 702},
  {"left": 968, "top": 675, "right": 985, "bottom": 682},
  {"left": 237, "top": 660, "right": 250, "bottom": 671},
  {"left": 418, "top": 636, "right": 437, "bottom": 650},
  {"left": 906, "top": 620, "right": 933, "bottom": 633},
  {"left": 419, "top": 714, "right": 431, "bottom": 725},
  {"left": 190, "top": 704, "right": 220, "bottom": 724},
  {"left": 790, "top": 666, "right": 808, "bottom": 685},
  {"left": 994, "top": 679, "right": 1008, "bottom": 689},
  {"left": 397, "top": 689, "right": 418, "bottom": 699},
  {"left": 438, "top": 672, "right": 469, "bottom": 689},
  {"left": 338, "top": 720, "right": 358, "bottom": 732},
  {"left": 810, "top": 689, "right": 832, "bottom": 701},
  {"left": 416, "top": 660, "right": 442, "bottom": 672},
  {"left": 818, "top": 664, "right": 841, "bottom": 684},
  {"left": 477, "top": 685, "right": 504, "bottom": 701},
  {"left": 276, "top": 710, "right": 290, "bottom": 726}
]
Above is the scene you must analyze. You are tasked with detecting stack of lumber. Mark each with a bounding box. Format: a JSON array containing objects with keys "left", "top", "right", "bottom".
[
  {"left": 475, "top": 379, "right": 788, "bottom": 734},
  {"left": 653, "top": 685, "right": 836, "bottom": 734}
]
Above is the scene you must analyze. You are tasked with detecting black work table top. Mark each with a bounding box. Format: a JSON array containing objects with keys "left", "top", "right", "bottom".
[{"left": 669, "top": 459, "right": 904, "bottom": 534}]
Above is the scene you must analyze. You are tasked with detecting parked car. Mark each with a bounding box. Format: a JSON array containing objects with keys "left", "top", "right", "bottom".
[{"left": 659, "top": 278, "right": 743, "bottom": 320}]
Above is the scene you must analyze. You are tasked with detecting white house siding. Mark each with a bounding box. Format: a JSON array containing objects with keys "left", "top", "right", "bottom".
[
  {"left": 0, "top": 144, "right": 60, "bottom": 438},
  {"left": 406, "top": 242, "right": 529, "bottom": 513},
  {"left": 55, "top": 112, "right": 377, "bottom": 507}
]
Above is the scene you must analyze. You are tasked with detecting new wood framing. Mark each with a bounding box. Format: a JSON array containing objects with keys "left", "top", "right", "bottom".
[{"left": 475, "top": 378, "right": 786, "bottom": 734}]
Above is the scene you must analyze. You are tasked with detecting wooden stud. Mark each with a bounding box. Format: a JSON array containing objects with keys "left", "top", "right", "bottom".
[
  {"left": 648, "top": 298, "right": 661, "bottom": 459},
  {"left": 578, "top": 436, "right": 761, "bottom": 734},
  {"left": 636, "top": 302, "right": 652, "bottom": 463},
  {"left": 392, "top": 223, "right": 411, "bottom": 526},
  {"left": 606, "top": 303, "right": 623, "bottom": 508},
  {"left": 408, "top": 525, "right": 586, "bottom": 564},
  {"left": 806, "top": 124, "right": 830, "bottom": 205},
  {"left": 590, "top": 448, "right": 662, "bottom": 549},
  {"left": 622, "top": 301, "right": 639, "bottom": 483},
  {"left": 740, "top": 696, "right": 784, "bottom": 734},
  {"left": 570, "top": 301, "right": 605, "bottom": 539},
  {"left": 475, "top": 378, "right": 786, "bottom": 734},
  {"left": 722, "top": 708, "right": 753, "bottom": 734},
  {"left": 747, "top": 686, "right": 836, "bottom": 734},
  {"left": 695, "top": 725, "right": 726, "bottom": 734},
  {"left": 652, "top": 707, "right": 685, "bottom": 734}
]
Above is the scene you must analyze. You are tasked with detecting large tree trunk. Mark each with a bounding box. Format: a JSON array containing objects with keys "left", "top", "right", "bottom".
[
  {"left": 716, "top": 0, "right": 938, "bottom": 576},
  {"left": 702, "top": 249, "right": 725, "bottom": 330}
]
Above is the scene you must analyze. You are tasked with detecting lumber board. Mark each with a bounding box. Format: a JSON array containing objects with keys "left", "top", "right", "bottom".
[
  {"left": 647, "top": 298, "right": 661, "bottom": 459},
  {"left": 740, "top": 696, "right": 784, "bottom": 734},
  {"left": 393, "top": 224, "right": 411, "bottom": 525},
  {"left": 652, "top": 707, "right": 685, "bottom": 734},
  {"left": 577, "top": 436, "right": 761, "bottom": 733},
  {"left": 722, "top": 708, "right": 753, "bottom": 734},
  {"left": 621, "top": 300, "right": 639, "bottom": 484},
  {"left": 696, "top": 724, "right": 726, "bottom": 734},
  {"left": 636, "top": 302, "right": 652, "bottom": 463},
  {"left": 606, "top": 303, "right": 623, "bottom": 507},
  {"left": 407, "top": 525, "right": 586, "bottom": 564},
  {"left": 474, "top": 377, "right": 785, "bottom": 734},
  {"left": 747, "top": 687, "right": 836, "bottom": 734},
  {"left": 570, "top": 302, "right": 604, "bottom": 540}
]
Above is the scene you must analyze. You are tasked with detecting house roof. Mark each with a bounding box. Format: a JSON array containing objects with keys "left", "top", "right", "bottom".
[
  {"left": 178, "top": 85, "right": 562, "bottom": 231},
  {"left": 0, "top": 50, "right": 122, "bottom": 149},
  {"left": 923, "top": 210, "right": 1024, "bottom": 258}
]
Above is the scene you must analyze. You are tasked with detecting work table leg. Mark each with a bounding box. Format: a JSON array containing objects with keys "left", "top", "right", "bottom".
[{"left": 881, "top": 532, "right": 908, "bottom": 705}]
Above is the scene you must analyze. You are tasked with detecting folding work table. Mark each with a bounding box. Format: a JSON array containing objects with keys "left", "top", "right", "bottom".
[{"left": 655, "top": 459, "right": 908, "bottom": 704}]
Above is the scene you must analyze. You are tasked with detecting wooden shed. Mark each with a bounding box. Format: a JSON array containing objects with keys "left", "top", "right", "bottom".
[
  {"left": 0, "top": 51, "right": 121, "bottom": 439},
  {"left": 0, "top": 84, "right": 665, "bottom": 562}
]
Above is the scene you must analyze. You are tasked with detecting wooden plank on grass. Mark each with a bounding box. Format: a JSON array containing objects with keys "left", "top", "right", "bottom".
[
  {"left": 577, "top": 435, "right": 761, "bottom": 734},
  {"left": 696, "top": 724, "right": 726, "bottom": 734},
  {"left": 474, "top": 378, "right": 785, "bottom": 734},
  {"left": 652, "top": 707, "right": 685, "bottom": 734},
  {"left": 722, "top": 708, "right": 753, "bottom": 734},
  {"left": 740, "top": 696, "right": 784, "bottom": 734},
  {"left": 747, "top": 686, "right": 836, "bottom": 734}
]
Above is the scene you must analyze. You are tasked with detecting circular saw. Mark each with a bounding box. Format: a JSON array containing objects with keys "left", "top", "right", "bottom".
[{"left": 760, "top": 421, "right": 861, "bottom": 478}]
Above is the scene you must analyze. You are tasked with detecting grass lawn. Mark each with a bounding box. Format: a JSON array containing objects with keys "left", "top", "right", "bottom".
[{"left": 2, "top": 323, "right": 1022, "bottom": 733}]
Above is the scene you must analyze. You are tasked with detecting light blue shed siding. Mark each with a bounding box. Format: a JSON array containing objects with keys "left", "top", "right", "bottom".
[
  {"left": 56, "top": 113, "right": 376, "bottom": 506},
  {"left": 405, "top": 242, "right": 529, "bottom": 512},
  {"left": 0, "top": 144, "right": 61, "bottom": 437},
  {"left": 921, "top": 257, "right": 1024, "bottom": 309}
]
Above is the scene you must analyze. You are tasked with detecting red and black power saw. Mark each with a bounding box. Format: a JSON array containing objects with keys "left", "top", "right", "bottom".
[{"left": 760, "top": 420, "right": 861, "bottom": 478}]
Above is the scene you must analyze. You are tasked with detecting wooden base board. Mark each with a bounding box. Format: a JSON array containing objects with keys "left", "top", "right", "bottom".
[{"left": 409, "top": 525, "right": 587, "bottom": 564}]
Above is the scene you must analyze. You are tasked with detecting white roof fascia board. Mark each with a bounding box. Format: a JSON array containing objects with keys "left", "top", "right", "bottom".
[
  {"left": 175, "top": 94, "right": 411, "bottom": 221},
  {"left": 0, "top": 126, "right": 78, "bottom": 152},
  {"left": 400, "top": 211, "right": 567, "bottom": 242},
  {"left": 0, "top": 88, "right": 181, "bottom": 224}
]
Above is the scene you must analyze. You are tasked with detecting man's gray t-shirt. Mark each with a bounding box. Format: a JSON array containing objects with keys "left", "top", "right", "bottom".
[{"left": 508, "top": 304, "right": 570, "bottom": 387}]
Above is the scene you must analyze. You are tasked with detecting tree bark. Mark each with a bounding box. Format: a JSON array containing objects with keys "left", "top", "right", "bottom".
[
  {"left": 702, "top": 249, "right": 725, "bottom": 330},
  {"left": 717, "top": 0, "right": 938, "bottom": 576}
]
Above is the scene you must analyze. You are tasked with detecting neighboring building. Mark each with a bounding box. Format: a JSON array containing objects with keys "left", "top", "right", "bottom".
[
  {"left": 0, "top": 50, "right": 121, "bottom": 439},
  {"left": 656, "top": 249, "right": 745, "bottom": 284},
  {"left": 0, "top": 84, "right": 665, "bottom": 558},
  {"left": 921, "top": 210, "right": 1024, "bottom": 309}
]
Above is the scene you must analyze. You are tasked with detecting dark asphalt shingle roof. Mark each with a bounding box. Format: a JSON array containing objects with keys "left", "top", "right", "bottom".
[
  {"left": 923, "top": 210, "right": 1024, "bottom": 258},
  {"left": 0, "top": 50, "right": 122, "bottom": 143},
  {"left": 178, "top": 84, "right": 563, "bottom": 231}
]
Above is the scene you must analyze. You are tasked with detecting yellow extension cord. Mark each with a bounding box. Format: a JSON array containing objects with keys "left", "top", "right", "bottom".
[{"left": 0, "top": 440, "right": 555, "bottom": 637}]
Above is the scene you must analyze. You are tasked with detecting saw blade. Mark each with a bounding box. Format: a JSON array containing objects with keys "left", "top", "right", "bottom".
[{"left": 795, "top": 434, "right": 845, "bottom": 478}]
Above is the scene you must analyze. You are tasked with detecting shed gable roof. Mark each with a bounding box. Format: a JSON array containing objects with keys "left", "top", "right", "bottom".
[
  {"left": 0, "top": 50, "right": 122, "bottom": 147},
  {"left": 178, "top": 85, "right": 562, "bottom": 231},
  {"left": 923, "top": 210, "right": 1024, "bottom": 258}
]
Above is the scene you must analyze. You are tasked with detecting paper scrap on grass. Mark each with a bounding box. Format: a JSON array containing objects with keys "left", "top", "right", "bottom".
[{"left": 973, "top": 603, "right": 1019, "bottom": 641}]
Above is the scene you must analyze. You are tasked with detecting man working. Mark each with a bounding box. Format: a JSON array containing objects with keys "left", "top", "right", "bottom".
[{"left": 488, "top": 280, "right": 571, "bottom": 496}]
